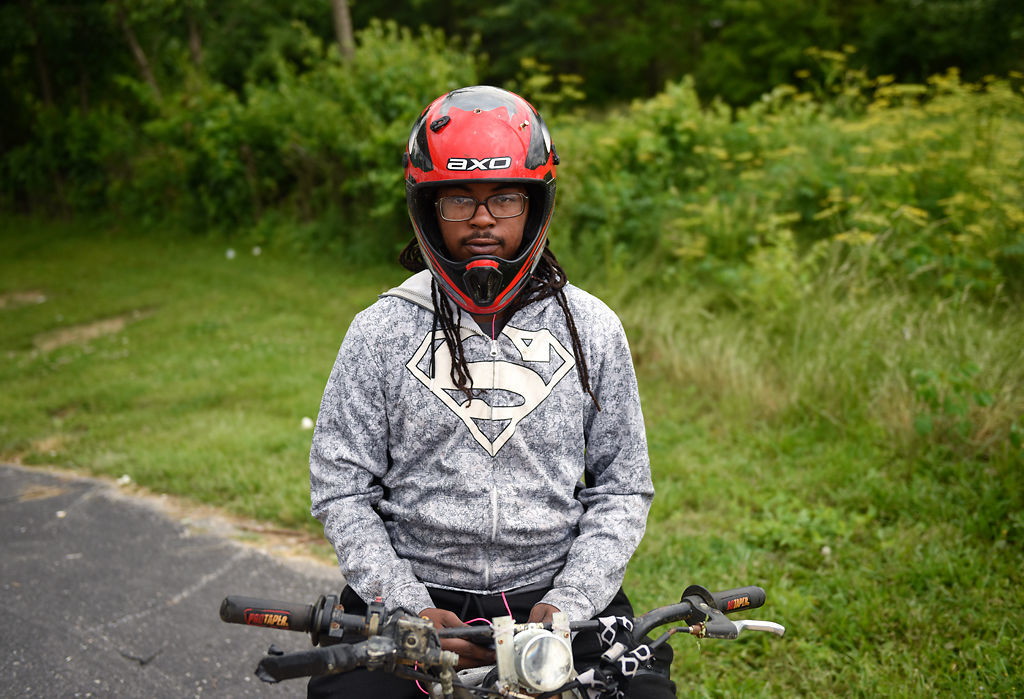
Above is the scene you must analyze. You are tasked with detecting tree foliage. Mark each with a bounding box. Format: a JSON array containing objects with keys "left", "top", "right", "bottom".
[
  {"left": 349, "top": 0, "right": 1023, "bottom": 104},
  {"left": 1, "top": 0, "right": 1022, "bottom": 298}
]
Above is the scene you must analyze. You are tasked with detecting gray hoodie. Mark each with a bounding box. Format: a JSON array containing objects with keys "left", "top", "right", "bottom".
[{"left": 309, "top": 271, "right": 652, "bottom": 621}]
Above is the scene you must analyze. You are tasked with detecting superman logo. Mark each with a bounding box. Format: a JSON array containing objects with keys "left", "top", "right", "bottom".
[{"left": 406, "top": 325, "right": 575, "bottom": 456}]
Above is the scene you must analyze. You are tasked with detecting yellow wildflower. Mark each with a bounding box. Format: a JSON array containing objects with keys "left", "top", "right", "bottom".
[
  {"left": 840, "top": 121, "right": 875, "bottom": 134},
  {"left": 819, "top": 50, "right": 847, "bottom": 63},
  {"left": 866, "top": 165, "right": 900, "bottom": 177},
  {"left": 939, "top": 193, "right": 969, "bottom": 212},
  {"left": 824, "top": 188, "right": 845, "bottom": 203},
  {"left": 895, "top": 206, "right": 930, "bottom": 225},
  {"left": 770, "top": 212, "right": 803, "bottom": 226},
  {"left": 814, "top": 205, "right": 842, "bottom": 221},
  {"left": 672, "top": 233, "right": 709, "bottom": 260},
  {"left": 852, "top": 212, "right": 890, "bottom": 228},
  {"left": 1002, "top": 204, "right": 1024, "bottom": 224},
  {"left": 835, "top": 229, "right": 876, "bottom": 245}
]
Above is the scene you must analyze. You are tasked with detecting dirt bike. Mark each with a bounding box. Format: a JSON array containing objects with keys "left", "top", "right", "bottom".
[{"left": 220, "top": 584, "right": 785, "bottom": 698}]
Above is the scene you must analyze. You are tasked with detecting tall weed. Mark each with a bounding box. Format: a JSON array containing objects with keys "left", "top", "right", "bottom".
[{"left": 592, "top": 271, "right": 1024, "bottom": 472}]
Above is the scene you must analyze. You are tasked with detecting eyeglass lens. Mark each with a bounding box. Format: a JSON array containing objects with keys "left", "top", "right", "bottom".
[{"left": 439, "top": 193, "right": 526, "bottom": 221}]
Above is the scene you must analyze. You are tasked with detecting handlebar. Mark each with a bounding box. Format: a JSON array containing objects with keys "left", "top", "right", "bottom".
[
  {"left": 222, "top": 583, "right": 784, "bottom": 693},
  {"left": 222, "top": 584, "right": 781, "bottom": 645}
]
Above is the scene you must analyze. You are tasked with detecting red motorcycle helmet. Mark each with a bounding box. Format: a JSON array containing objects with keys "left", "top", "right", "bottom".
[{"left": 403, "top": 86, "right": 558, "bottom": 315}]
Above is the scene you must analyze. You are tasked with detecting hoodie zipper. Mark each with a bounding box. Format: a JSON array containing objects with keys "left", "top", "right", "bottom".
[
  {"left": 485, "top": 484, "right": 499, "bottom": 588},
  {"left": 486, "top": 326, "right": 499, "bottom": 589}
]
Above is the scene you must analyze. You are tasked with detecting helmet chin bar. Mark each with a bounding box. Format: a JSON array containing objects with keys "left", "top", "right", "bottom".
[{"left": 463, "top": 260, "right": 505, "bottom": 308}]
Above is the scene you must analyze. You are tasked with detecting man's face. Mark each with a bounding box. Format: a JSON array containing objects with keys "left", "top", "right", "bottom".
[{"left": 436, "top": 182, "right": 528, "bottom": 261}]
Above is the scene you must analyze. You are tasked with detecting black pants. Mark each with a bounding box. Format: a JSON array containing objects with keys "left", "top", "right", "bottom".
[{"left": 307, "top": 585, "right": 676, "bottom": 698}]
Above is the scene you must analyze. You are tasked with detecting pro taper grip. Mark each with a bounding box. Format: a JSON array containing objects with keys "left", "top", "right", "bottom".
[
  {"left": 712, "top": 586, "right": 767, "bottom": 613},
  {"left": 220, "top": 596, "right": 316, "bottom": 632}
]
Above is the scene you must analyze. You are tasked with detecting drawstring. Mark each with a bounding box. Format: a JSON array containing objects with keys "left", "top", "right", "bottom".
[
  {"left": 429, "top": 309, "right": 438, "bottom": 382},
  {"left": 553, "top": 288, "right": 601, "bottom": 411}
]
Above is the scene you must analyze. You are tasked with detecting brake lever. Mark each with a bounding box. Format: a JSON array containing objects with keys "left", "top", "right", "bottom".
[
  {"left": 733, "top": 619, "right": 786, "bottom": 638},
  {"left": 686, "top": 617, "right": 787, "bottom": 640}
]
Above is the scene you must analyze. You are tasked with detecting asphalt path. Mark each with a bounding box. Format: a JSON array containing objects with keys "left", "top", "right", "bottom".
[{"left": 1, "top": 464, "right": 343, "bottom": 698}]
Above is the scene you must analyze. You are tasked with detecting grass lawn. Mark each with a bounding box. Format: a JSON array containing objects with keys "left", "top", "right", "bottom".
[
  {"left": 2, "top": 217, "right": 1021, "bottom": 695},
  {"left": 0, "top": 218, "right": 406, "bottom": 529}
]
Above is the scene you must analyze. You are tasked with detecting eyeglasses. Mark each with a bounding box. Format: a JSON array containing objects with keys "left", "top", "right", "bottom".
[{"left": 436, "top": 193, "right": 528, "bottom": 222}]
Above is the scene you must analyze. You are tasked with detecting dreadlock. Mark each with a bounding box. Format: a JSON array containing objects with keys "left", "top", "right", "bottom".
[{"left": 399, "top": 238, "right": 601, "bottom": 410}]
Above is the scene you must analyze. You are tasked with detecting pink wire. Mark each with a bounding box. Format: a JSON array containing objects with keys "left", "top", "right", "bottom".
[
  {"left": 414, "top": 595, "right": 514, "bottom": 696},
  {"left": 416, "top": 663, "right": 429, "bottom": 695}
]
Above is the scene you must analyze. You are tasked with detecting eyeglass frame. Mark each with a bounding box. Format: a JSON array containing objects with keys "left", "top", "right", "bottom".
[{"left": 435, "top": 192, "right": 529, "bottom": 222}]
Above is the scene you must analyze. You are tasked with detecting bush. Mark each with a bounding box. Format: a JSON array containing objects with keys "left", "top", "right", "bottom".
[
  {"left": 3, "top": 20, "right": 477, "bottom": 259},
  {"left": 121, "top": 20, "right": 478, "bottom": 256},
  {"left": 552, "top": 59, "right": 1024, "bottom": 303},
  {"left": 2, "top": 105, "right": 137, "bottom": 214}
]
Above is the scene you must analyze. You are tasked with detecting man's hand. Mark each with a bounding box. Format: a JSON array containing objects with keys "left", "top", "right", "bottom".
[
  {"left": 419, "top": 607, "right": 496, "bottom": 669},
  {"left": 527, "top": 602, "right": 560, "bottom": 625}
]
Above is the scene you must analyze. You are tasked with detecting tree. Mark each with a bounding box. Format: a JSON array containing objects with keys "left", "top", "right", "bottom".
[
  {"left": 694, "top": 0, "right": 841, "bottom": 104},
  {"left": 185, "top": 1, "right": 203, "bottom": 68},
  {"left": 855, "top": 0, "right": 1024, "bottom": 82},
  {"left": 19, "top": 0, "right": 54, "bottom": 107},
  {"left": 331, "top": 0, "right": 355, "bottom": 61},
  {"left": 109, "top": 0, "right": 162, "bottom": 103}
]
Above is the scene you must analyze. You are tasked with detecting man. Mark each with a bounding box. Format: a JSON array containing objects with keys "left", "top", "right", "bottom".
[{"left": 309, "top": 86, "right": 674, "bottom": 697}]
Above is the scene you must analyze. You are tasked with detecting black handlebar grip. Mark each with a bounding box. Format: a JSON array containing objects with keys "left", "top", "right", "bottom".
[
  {"left": 712, "top": 586, "right": 766, "bottom": 613},
  {"left": 256, "top": 644, "right": 361, "bottom": 683},
  {"left": 220, "top": 596, "right": 316, "bottom": 633}
]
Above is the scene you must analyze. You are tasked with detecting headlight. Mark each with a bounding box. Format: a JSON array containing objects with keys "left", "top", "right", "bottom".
[{"left": 512, "top": 628, "right": 573, "bottom": 693}]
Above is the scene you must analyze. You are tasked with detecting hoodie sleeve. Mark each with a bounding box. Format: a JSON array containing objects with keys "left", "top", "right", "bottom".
[
  {"left": 309, "top": 309, "right": 434, "bottom": 616},
  {"left": 539, "top": 304, "right": 653, "bottom": 621}
]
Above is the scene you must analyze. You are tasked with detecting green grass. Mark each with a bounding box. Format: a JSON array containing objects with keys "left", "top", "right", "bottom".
[
  {"left": 0, "top": 217, "right": 407, "bottom": 528},
  {"left": 601, "top": 268, "right": 1024, "bottom": 694},
  {"left": 2, "top": 217, "right": 1022, "bottom": 695}
]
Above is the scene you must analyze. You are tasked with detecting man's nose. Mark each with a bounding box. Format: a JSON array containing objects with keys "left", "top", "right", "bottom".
[{"left": 469, "top": 200, "right": 496, "bottom": 225}]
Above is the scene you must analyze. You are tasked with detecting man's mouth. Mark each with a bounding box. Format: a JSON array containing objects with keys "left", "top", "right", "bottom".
[{"left": 463, "top": 237, "right": 501, "bottom": 255}]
